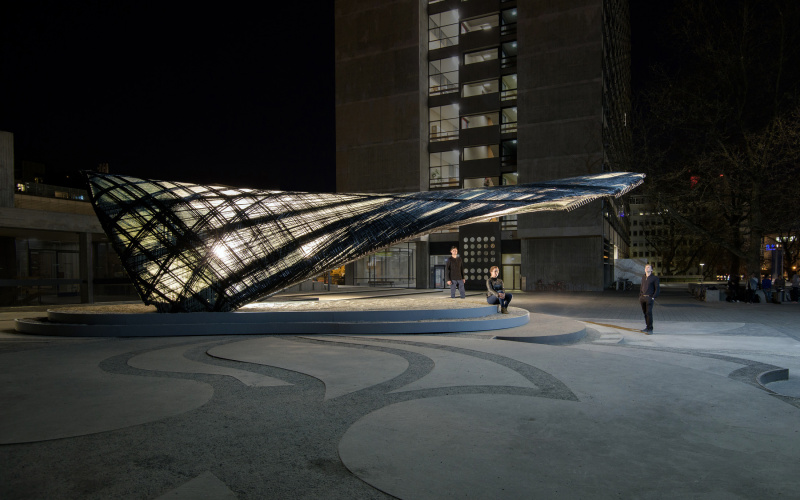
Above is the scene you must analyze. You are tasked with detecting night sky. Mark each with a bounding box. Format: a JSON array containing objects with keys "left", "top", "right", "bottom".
[{"left": 1, "top": 3, "right": 664, "bottom": 193}]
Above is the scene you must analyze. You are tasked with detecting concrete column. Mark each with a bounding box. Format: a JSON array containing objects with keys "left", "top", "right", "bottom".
[
  {"left": 345, "top": 262, "right": 356, "bottom": 286},
  {"left": 415, "top": 239, "right": 429, "bottom": 289},
  {"left": 79, "top": 232, "right": 94, "bottom": 303},
  {"left": 0, "top": 131, "right": 14, "bottom": 208},
  {"left": 0, "top": 236, "right": 16, "bottom": 306}
]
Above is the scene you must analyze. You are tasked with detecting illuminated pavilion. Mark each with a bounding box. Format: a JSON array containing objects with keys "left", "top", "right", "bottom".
[{"left": 85, "top": 171, "right": 644, "bottom": 312}]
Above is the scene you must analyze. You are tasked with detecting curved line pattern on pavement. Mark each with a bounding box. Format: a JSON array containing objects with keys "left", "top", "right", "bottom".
[
  {"left": 127, "top": 341, "right": 292, "bottom": 387},
  {"left": 0, "top": 340, "right": 214, "bottom": 444}
]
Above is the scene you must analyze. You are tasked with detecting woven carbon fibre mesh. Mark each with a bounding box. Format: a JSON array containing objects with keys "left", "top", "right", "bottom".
[{"left": 84, "top": 172, "right": 644, "bottom": 312}]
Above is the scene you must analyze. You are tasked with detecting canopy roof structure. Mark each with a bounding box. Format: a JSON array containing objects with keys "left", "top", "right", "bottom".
[{"left": 85, "top": 172, "right": 644, "bottom": 312}]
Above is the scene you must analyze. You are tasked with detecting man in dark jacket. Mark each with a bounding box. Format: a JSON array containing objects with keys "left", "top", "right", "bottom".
[
  {"left": 639, "top": 264, "right": 660, "bottom": 334},
  {"left": 445, "top": 246, "right": 466, "bottom": 298}
]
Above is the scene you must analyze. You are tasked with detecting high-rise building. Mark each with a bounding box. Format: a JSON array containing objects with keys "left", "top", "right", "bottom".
[{"left": 335, "top": 0, "right": 631, "bottom": 291}]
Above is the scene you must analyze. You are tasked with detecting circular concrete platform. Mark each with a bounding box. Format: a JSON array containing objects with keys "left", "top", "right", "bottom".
[
  {"left": 492, "top": 313, "right": 586, "bottom": 344},
  {"left": 14, "top": 297, "right": 530, "bottom": 336}
]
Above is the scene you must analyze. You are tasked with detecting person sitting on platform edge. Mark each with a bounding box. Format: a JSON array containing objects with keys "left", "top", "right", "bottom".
[
  {"left": 445, "top": 245, "right": 466, "bottom": 299},
  {"left": 486, "top": 266, "right": 512, "bottom": 314},
  {"left": 639, "top": 264, "right": 660, "bottom": 334}
]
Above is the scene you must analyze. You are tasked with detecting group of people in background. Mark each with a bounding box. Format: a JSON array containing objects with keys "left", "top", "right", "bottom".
[
  {"left": 728, "top": 272, "right": 800, "bottom": 303},
  {"left": 445, "top": 244, "right": 798, "bottom": 330}
]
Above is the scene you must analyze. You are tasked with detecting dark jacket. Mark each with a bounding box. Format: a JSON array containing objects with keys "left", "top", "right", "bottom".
[
  {"left": 486, "top": 277, "right": 505, "bottom": 297},
  {"left": 640, "top": 273, "right": 660, "bottom": 299},
  {"left": 445, "top": 255, "right": 464, "bottom": 281}
]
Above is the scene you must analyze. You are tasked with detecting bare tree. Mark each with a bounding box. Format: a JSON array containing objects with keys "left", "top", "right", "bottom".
[{"left": 634, "top": 0, "right": 800, "bottom": 277}]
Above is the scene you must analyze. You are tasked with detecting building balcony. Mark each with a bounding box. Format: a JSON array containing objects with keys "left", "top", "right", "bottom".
[
  {"left": 461, "top": 60, "right": 501, "bottom": 84},
  {"left": 429, "top": 177, "right": 460, "bottom": 189},
  {"left": 459, "top": 0, "right": 501, "bottom": 19},
  {"left": 428, "top": 45, "right": 459, "bottom": 62},
  {"left": 500, "top": 121, "right": 517, "bottom": 135},
  {"left": 430, "top": 129, "right": 459, "bottom": 142},
  {"left": 428, "top": 0, "right": 460, "bottom": 15},
  {"left": 460, "top": 27, "right": 500, "bottom": 52},
  {"left": 429, "top": 83, "right": 459, "bottom": 97},
  {"left": 460, "top": 126, "right": 501, "bottom": 147},
  {"left": 429, "top": 138, "right": 459, "bottom": 153},
  {"left": 459, "top": 93, "right": 501, "bottom": 115},
  {"left": 460, "top": 158, "right": 501, "bottom": 178}
]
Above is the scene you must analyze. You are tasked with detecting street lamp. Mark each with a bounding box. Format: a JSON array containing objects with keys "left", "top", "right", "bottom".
[{"left": 699, "top": 263, "right": 705, "bottom": 282}]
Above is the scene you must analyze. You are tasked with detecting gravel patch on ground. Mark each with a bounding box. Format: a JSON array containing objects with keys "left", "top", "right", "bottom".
[{"left": 50, "top": 297, "right": 493, "bottom": 314}]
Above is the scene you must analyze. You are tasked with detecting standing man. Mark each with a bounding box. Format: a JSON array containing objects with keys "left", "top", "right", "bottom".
[
  {"left": 445, "top": 245, "right": 466, "bottom": 299},
  {"left": 774, "top": 274, "right": 786, "bottom": 303},
  {"left": 761, "top": 275, "right": 773, "bottom": 303},
  {"left": 639, "top": 264, "right": 660, "bottom": 334},
  {"left": 747, "top": 273, "right": 759, "bottom": 303}
]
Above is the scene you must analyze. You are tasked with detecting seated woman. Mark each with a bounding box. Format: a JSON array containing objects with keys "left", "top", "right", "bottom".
[{"left": 486, "top": 266, "right": 512, "bottom": 314}]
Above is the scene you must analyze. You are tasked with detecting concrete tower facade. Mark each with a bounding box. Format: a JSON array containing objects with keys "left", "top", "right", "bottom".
[{"left": 335, "top": 0, "right": 631, "bottom": 291}]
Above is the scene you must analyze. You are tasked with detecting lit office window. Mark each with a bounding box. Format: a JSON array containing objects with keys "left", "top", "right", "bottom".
[
  {"left": 464, "top": 48, "right": 498, "bottom": 65},
  {"left": 463, "top": 177, "right": 499, "bottom": 188},
  {"left": 501, "top": 8, "right": 518, "bottom": 36},
  {"left": 501, "top": 214, "right": 518, "bottom": 230},
  {"left": 429, "top": 150, "right": 460, "bottom": 189},
  {"left": 501, "top": 41, "right": 517, "bottom": 69},
  {"left": 501, "top": 107, "right": 517, "bottom": 133},
  {"left": 429, "top": 10, "right": 459, "bottom": 50},
  {"left": 462, "top": 79, "right": 499, "bottom": 97},
  {"left": 501, "top": 172, "right": 518, "bottom": 186},
  {"left": 463, "top": 144, "right": 499, "bottom": 161},
  {"left": 501, "top": 74, "right": 517, "bottom": 101},
  {"left": 461, "top": 112, "right": 498, "bottom": 129},
  {"left": 429, "top": 57, "right": 459, "bottom": 95},
  {"left": 461, "top": 14, "right": 499, "bottom": 34},
  {"left": 429, "top": 104, "right": 459, "bottom": 141}
]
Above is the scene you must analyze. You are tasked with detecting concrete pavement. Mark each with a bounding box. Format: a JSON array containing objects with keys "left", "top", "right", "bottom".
[{"left": 1, "top": 286, "right": 798, "bottom": 499}]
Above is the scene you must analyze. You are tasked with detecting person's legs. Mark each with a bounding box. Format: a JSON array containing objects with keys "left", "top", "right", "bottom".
[
  {"left": 640, "top": 298, "right": 653, "bottom": 332},
  {"left": 487, "top": 295, "right": 501, "bottom": 312},
  {"left": 457, "top": 280, "right": 466, "bottom": 299},
  {"left": 450, "top": 280, "right": 457, "bottom": 298},
  {"left": 503, "top": 292, "right": 513, "bottom": 308}
]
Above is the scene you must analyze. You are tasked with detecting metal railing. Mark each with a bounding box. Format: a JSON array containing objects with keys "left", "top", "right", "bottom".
[
  {"left": 500, "top": 122, "right": 517, "bottom": 134},
  {"left": 501, "top": 89, "right": 517, "bottom": 101},
  {"left": 501, "top": 23, "right": 517, "bottom": 36},
  {"left": 430, "top": 177, "right": 460, "bottom": 189},
  {"left": 430, "top": 130, "right": 459, "bottom": 142},
  {"left": 429, "top": 83, "right": 459, "bottom": 96},
  {"left": 15, "top": 182, "right": 89, "bottom": 201}
]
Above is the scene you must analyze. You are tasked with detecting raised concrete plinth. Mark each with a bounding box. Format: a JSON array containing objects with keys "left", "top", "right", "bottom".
[
  {"left": 493, "top": 313, "right": 586, "bottom": 344},
  {"left": 14, "top": 297, "right": 530, "bottom": 336}
]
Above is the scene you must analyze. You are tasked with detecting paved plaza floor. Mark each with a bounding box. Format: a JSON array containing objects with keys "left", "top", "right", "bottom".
[{"left": 1, "top": 286, "right": 799, "bottom": 499}]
